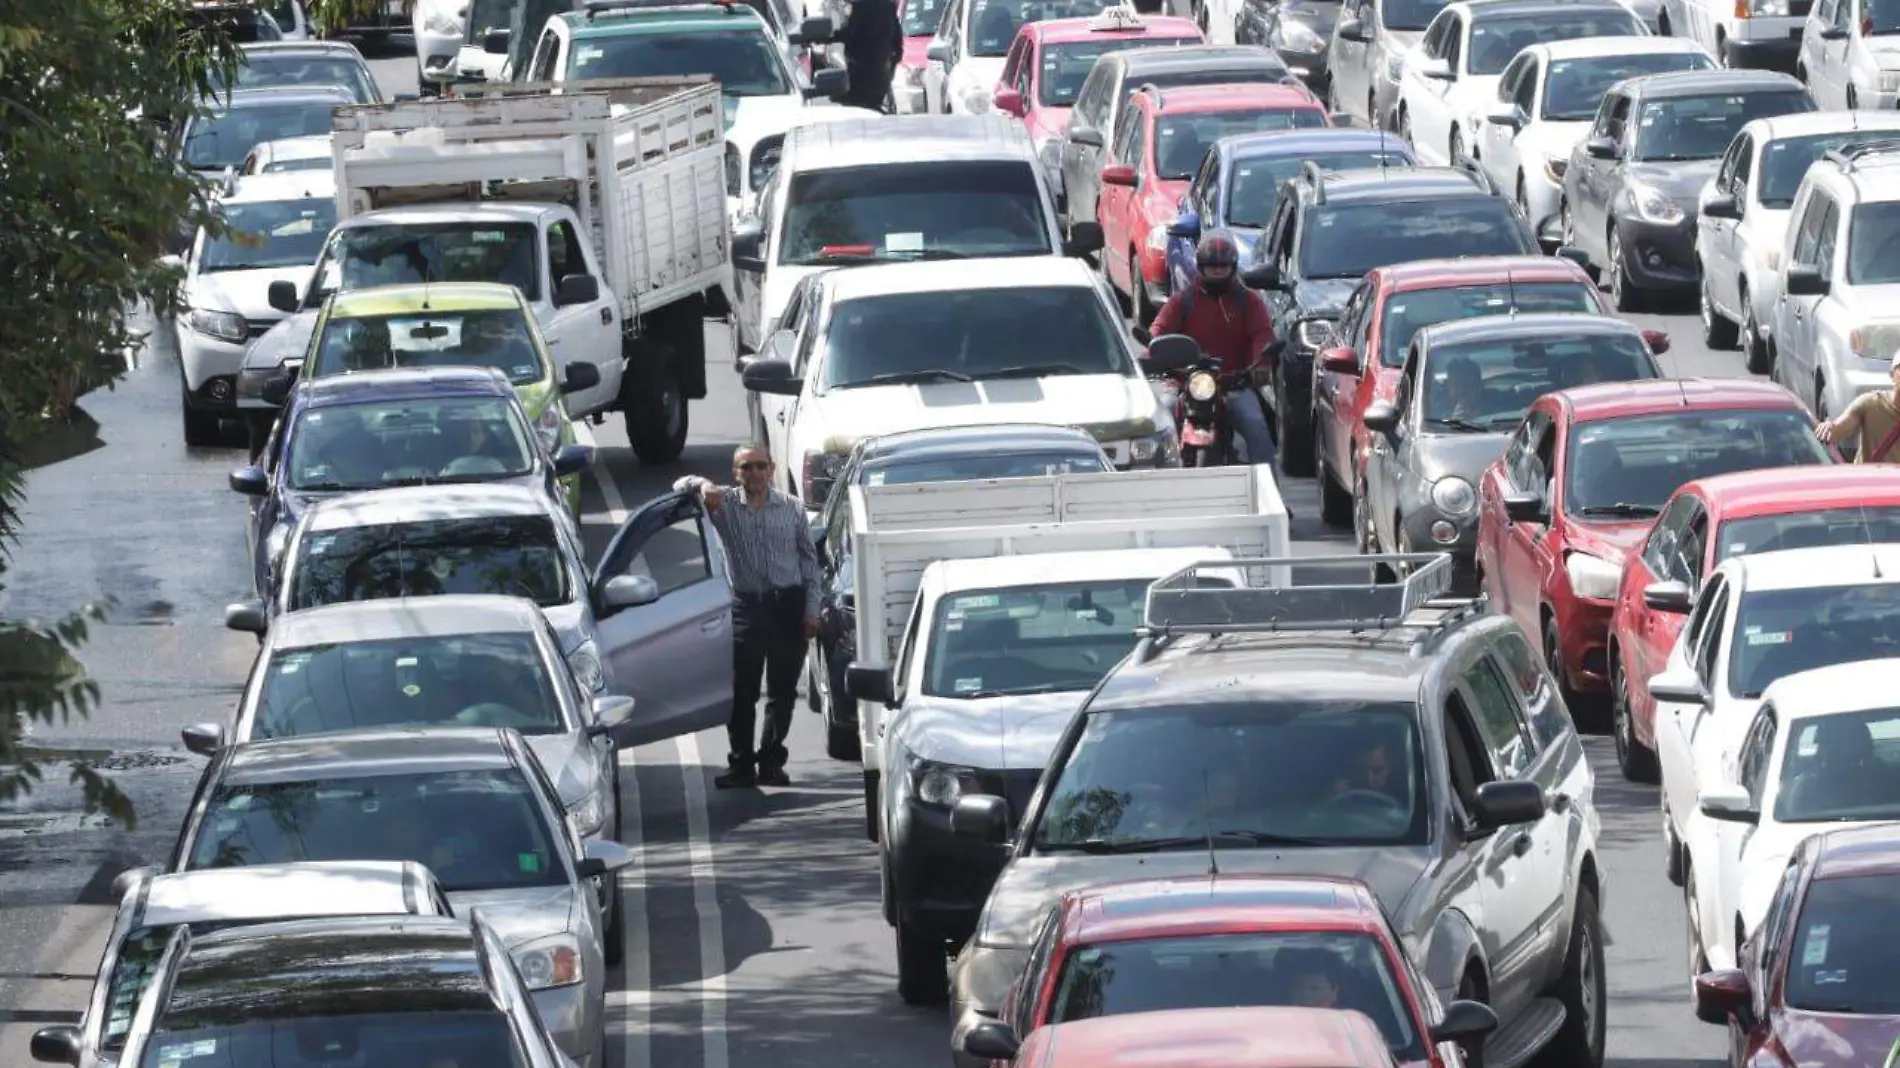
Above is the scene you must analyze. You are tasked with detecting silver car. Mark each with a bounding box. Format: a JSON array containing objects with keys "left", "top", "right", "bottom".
[
  {"left": 27, "top": 861, "right": 450, "bottom": 1068},
  {"left": 181, "top": 595, "right": 635, "bottom": 956},
  {"left": 167, "top": 727, "right": 635, "bottom": 1067}
]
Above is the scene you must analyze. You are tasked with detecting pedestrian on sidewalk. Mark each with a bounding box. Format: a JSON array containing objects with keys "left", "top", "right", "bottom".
[{"left": 675, "top": 444, "right": 821, "bottom": 789}]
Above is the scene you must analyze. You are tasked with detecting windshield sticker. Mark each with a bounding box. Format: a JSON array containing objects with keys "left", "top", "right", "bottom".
[
  {"left": 1803, "top": 925, "right": 1830, "bottom": 965},
  {"left": 430, "top": 556, "right": 456, "bottom": 581},
  {"left": 157, "top": 1040, "right": 217, "bottom": 1063},
  {"left": 1008, "top": 604, "right": 1038, "bottom": 618},
  {"left": 513, "top": 364, "right": 537, "bottom": 379},
  {"left": 1729, "top": 542, "right": 1747, "bottom": 554},
  {"left": 575, "top": 46, "right": 604, "bottom": 64},
  {"left": 886, "top": 232, "right": 925, "bottom": 252},
  {"left": 955, "top": 677, "right": 983, "bottom": 692},
  {"left": 959, "top": 595, "right": 1000, "bottom": 609},
  {"left": 1815, "top": 968, "right": 1849, "bottom": 984},
  {"left": 518, "top": 852, "right": 542, "bottom": 874},
  {"left": 1747, "top": 630, "right": 1792, "bottom": 646},
  {"left": 360, "top": 797, "right": 380, "bottom": 813},
  {"left": 944, "top": 619, "right": 963, "bottom": 631},
  {"left": 866, "top": 471, "right": 887, "bottom": 486}
]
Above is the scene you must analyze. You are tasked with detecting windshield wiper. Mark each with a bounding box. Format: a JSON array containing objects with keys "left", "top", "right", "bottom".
[
  {"left": 983, "top": 363, "right": 1090, "bottom": 379},
  {"left": 293, "top": 481, "right": 358, "bottom": 491},
  {"left": 1579, "top": 502, "right": 1660, "bottom": 517},
  {"left": 1039, "top": 835, "right": 1227, "bottom": 854},
  {"left": 854, "top": 369, "right": 973, "bottom": 386},
  {"left": 1426, "top": 416, "right": 1492, "bottom": 433},
  {"left": 1212, "top": 829, "right": 1333, "bottom": 846},
  {"left": 378, "top": 475, "right": 433, "bottom": 488}
]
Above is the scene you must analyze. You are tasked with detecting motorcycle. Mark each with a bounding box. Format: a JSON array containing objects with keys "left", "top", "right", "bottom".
[{"left": 1137, "top": 331, "right": 1281, "bottom": 467}]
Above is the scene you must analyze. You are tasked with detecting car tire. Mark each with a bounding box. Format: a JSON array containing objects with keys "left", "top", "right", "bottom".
[
  {"left": 864, "top": 770, "right": 880, "bottom": 842},
  {"left": 1131, "top": 252, "right": 1158, "bottom": 326},
  {"left": 1607, "top": 227, "right": 1644, "bottom": 313},
  {"left": 1699, "top": 268, "right": 1738, "bottom": 349},
  {"left": 1684, "top": 865, "right": 1709, "bottom": 996},
  {"left": 1353, "top": 479, "right": 1377, "bottom": 555},
  {"left": 1663, "top": 795, "right": 1685, "bottom": 886},
  {"left": 1458, "top": 972, "right": 1488, "bottom": 1068},
  {"left": 1449, "top": 128, "right": 1466, "bottom": 168},
  {"left": 623, "top": 360, "right": 689, "bottom": 465},
  {"left": 1318, "top": 433, "right": 1352, "bottom": 527},
  {"left": 1741, "top": 287, "right": 1772, "bottom": 375},
  {"left": 1610, "top": 649, "right": 1659, "bottom": 783},
  {"left": 1276, "top": 372, "right": 1316, "bottom": 477},
  {"left": 1543, "top": 613, "right": 1600, "bottom": 729},
  {"left": 1533, "top": 887, "right": 1606, "bottom": 1068},
  {"left": 1099, "top": 246, "right": 1130, "bottom": 316},
  {"left": 182, "top": 391, "right": 221, "bottom": 448},
  {"left": 603, "top": 876, "right": 626, "bottom": 966},
  {"left": 896, "top": 911, "right": 950, "bottom": 1005}
]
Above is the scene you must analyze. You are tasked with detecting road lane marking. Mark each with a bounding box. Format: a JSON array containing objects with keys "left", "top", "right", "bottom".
[
  {"left": 677, "top": 732, "right": 729, "bottom": 1068},
  {"left": 616, "top": 745, "right": 653, "bottom": 1068},
  {"left": 595, "top": 453, "right": 632, "bottom": 525}
]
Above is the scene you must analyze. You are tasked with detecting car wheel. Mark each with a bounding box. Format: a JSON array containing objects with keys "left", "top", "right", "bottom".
[
  {"left": 1662, "top": 795, "right": 1685, "bottom": 886},
  {"left": 1449, "top": 128, "right": 1466, "bottom": 167},
  {"left": 1684, "top": 865, "right": 1710, "bottom": 996},
  {"left": 1607, "top": 227, "right": 1643, "bottom": 313},
  {"left": 1742, "top": 286, "right": 1772, "bottom": 375},
  {"left": 863, "top": 770, "right": 880, "bottom": 842},
  {"left": 1276, "top": 373, "right": 1316, "bottom": 477},
  {"left": 1533, "top": 887, "right": 1607, "bottom": 1068},
  {"left": 1610, "top": 649, "right": 1659, "bottom": 783},
  {"left": 895, "top": 912, "right": 949, "bottom": 1005},
  {"left": 1542, "top": 613, "right": 1596, "bottom": 728},
  {"left": 1353, "top": 479, "right": 1377, "bottom": 554},
  {"left": 1516, "top": 173, "right": 1530, "bottom": 218},
  {"left": 1456, "top": 973, "right": 1488, "bottom": 1068},
  {"left": 1099, "top": 246, "right": 1130, "bottom": 315},
  {"left": 1849, "top": 85, "right": 1860, "bottom": 110},
  {"left": 623, "top": 361, "right": 689, "bottom": 465},
  {"left": 181, "top": 390, "right": 221, "bottom": 448},
  {"left": 603, "top": 873, "right": 626, "bottom": 966},
  {"left": 1398, "top": 106, "right": 1412, "bottom": 147},
  {"left": 1318, "top": 431, "right": 1352, "bottom": 527},
  {"left": 806, "top": 653, "right": 824, "bottom": 714},
  {"left": 1699, "top": 267, "right": 1738, "bottom": 349}
]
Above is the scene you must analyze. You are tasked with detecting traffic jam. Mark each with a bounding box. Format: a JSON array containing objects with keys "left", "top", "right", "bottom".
[{"left": 30, "top": 0, "right": 1900, "bottom": 1065}]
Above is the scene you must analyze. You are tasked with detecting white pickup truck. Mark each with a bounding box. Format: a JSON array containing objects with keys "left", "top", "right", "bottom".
[{"left": 237, "top": 78, "right": 730, "bottom": 464}]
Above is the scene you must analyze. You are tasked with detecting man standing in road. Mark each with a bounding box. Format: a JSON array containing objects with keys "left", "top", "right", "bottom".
[
  {"left": 836, "top": 0, "right": 903, "bottom": 112},
  {"left": 676, "top": 445, "right": 822, "bottom": 789},
  {"left": 1816, "top": 352, "right": 1900, "bottom": 463}
]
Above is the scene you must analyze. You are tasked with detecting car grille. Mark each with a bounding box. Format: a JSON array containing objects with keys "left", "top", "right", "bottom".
[
  {"left": 973, "top": 768, "right": 1044, "bottom": 830},
  {"left": 245, "top": 317, "right": 281, "bottom": 340}
]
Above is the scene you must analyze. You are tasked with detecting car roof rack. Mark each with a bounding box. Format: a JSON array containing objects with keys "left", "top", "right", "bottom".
[
  {"left": 1824, "top": 139, "right": 1900, "bottom": 172},
  {"left": 1137, "top": 553, "right": 1477, "bottom": 649}
]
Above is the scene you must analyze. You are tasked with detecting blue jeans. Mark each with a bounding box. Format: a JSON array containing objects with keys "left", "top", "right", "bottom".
[{"left": 1228, "top": 387, "right": 1277, "bottom": 468}]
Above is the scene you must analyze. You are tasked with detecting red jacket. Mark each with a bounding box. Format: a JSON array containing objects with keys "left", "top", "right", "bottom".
[{"left": 1148, "top": 282, "right": 1277, "bottom": 376}]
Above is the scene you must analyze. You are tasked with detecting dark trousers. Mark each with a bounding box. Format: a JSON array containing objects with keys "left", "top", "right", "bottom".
[
  {"left": 728, "top": 588, "right": 807, "bottom": 774},
  {"left": 841, "top": 59, "right": 894, "bottom": 112}
]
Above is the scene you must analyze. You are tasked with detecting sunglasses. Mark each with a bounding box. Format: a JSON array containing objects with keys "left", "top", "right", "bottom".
[{"left": 735, "top": 461, "right": 772, "bottom": 472}]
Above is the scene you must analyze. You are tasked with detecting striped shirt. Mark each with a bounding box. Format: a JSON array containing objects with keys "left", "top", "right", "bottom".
[{"left": 676, "top": 477, "right": 822, "bottom": 615}]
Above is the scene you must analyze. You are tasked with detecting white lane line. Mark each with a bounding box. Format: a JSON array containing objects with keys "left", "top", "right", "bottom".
[
  {"left": 677, "top": 731, "right": 729, "bottom": 1068},
  {"left": 617, "top": 745, "right": 654, "bottom": 1068},
  {"left": 594, "top": 451, "right": 632, "bottom": 524}
]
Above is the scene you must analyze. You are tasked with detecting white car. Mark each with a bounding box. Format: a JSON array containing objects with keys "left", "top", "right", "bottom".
[
  {"left": 1395, "top": 0, "right": 1646, "bottom": 168},
  {"left": 1676, "top": 657, "right": 1900, "bottom": 980},
  {"left": 1695, "top": 111, "right": 1900, "bottom": 372},
  {"left": 925, "top": 0, "right": 1118, "bottom": 114},
  {"left": 1477, "top": 36, "right": 1713, "bottom": 244},
  {"left": 739, "top": 257, "right": 1181, "bottom": 513},
  {"left": 1658, "top": 0, "right": 1804, "bottom": 69},
  {"left": 236, "top": 133, "right": 333, "bottom": 177},
  {"left": 173, "top": 170, "right": 336, "bottom": 447},
  {"left": 1797, "top": 0, "right": 1900, "bottom": 110},
  {"left": 1649, "top": 543, "right": 1900, "bottom": 910},
  {"left": 414, "top": 0, "right": 467, "bottom": 87}
]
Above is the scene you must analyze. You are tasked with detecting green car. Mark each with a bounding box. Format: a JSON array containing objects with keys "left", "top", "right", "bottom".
[{"left": 301, "top": 282, "right": 598, "bottom": 514}]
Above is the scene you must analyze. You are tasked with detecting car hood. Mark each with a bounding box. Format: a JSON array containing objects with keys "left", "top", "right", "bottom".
[
  {"left": 1867, "top": 36, "right": 1900, "bottom": 63},
  {"left": 727, "top": 94, "right": 880, "bottom": 141},
  {"left": 1413, "top": 431, "right": 1512, "bottom": 483},
  {"left": 900, "top": 690, "right": 1087, "bottom": 770},
  {"left": 1292, "top": 277, "right": 1357, "bottom": 316},
  {"left": 186, "top": 265, "right": 318, "bottom": 319},
  {"left": 447, "top": 884, "right": 579, "bottom": 949},
  {"left": 241, "top": 309, "right": 319, "bottom": 372},
  {"left": 1564, "top": 516, "right": 1650, "bottom": 565},
  {"left": 807, "top": 374, "right": 1158, "bottom": 451},
  {"left": 1776, "top": 1010, "right": 1900, "bottom": 1066},
  {"left": 525, "top": 731, "right": 599, "bottom": 808},
  {"left": 978, "top": 845, "right": 1433, "bottom": 945},
  {"left": 1626, "top": 159, "right": 1720, "bottom": 212}
]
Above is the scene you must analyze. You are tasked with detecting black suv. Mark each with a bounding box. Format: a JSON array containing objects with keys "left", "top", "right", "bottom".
[{"left": 1240, "top": 164, "right": 1554, "bottom": 476}]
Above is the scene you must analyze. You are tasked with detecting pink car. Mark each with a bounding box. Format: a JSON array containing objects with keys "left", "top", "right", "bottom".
[{"left": 895, "top": 0, "right": 951, "bottom": 112}]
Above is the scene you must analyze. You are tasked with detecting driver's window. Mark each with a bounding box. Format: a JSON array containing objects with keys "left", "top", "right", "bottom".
[
  {"left": 1394, "top": 342, "right": 1421, "bottom": 413},
  {"left": 1531, "top": 419, "right": 1557, "bottom": 500},
  {"left": 1442, "top": 691, "right": 1497, "bottom": 818},
  {"left": 1790, "top": 191, "right": 1826, "bottom": 266},
  {"left": 1756, "top": 857, "right": 1802, "bottom": 991},
  {"left": 1733, "top": 139, "right": 1754, "bottom": 196},
  {"left": 1421, "top": 14, "right": 1449, "bottom": 57},
  {"left": 1692, "top": 583, "right": 1730, "bottom": 684},
  {"left": 1000, "top": 36, "right": 1024, "bottom": 84},
  {"left": 1832, "top": 0, "right": 1853, "bottom": 30},
  {"left": 1112, "top": 103, "right": 1144, "bottom": 165},
  {"left": 1814, "top": 199, "right": 1841, "bottom": 281},
  {"left": 529, "top": 29, "right": 560, "bottom": 81},
  {"left": 1442, "top": 16, "right": 1463, "bottom": 71},
  {"left": 1348, "top": 282, "right": 1373, "bottom": 351},
  {"left": 1736, "top": 706, "right": 1777, "bottom": 803},
  {"left": 1512, "top": 58, "right": 1536, "bottom": 113},
  {"left": 1460, "top": 655, "right": 1535, "bottom": 777},
  {"left": 792, "top": 288, "right": 821, "bottom": 374},
  {"left": 1817, "top": 0, "right": 1838, "bottom": 24},
  {"left": 1014, "top": 43, "right": 1034, "bottom": 97},
  {"left": 618, "top": 515, "right": 710, "bottom": 597},
  {"left": 1507, "top": 411, "right": 1551, "bottom": 491},
  {"left": 1642, "top": 496, "right": 1689, "bottom": 582},
  {"left": 1274, "top": 203, "right": 1298, "bottom": 274}
]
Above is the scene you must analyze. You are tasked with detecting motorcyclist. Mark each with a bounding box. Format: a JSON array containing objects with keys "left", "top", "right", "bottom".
[{"left": 1147, "top": 230, "right": 1279, "bottom": 469}]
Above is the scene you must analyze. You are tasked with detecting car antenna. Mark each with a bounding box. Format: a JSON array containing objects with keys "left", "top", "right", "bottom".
[{"left": 1202, "top": 767, "right": 1220, "bottom": 877}]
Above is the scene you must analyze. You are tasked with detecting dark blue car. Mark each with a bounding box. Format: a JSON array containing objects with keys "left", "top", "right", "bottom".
[
  {"left": 1162, "top": 128, "right": 1416, "bottom": 294},
  {"left": 229, "top": 366, "right": 593, "bottom": 599}
]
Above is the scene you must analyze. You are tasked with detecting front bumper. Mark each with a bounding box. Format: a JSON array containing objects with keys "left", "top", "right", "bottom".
[
  {"left": 415, "top": 26, "right": 461, "bottom": 74},
  {"left": 532, "top": 980, "right": 600, "bottom": 1065},
  {"left": 888, "top": 799, "right": 1010, "bottom": 940},
  {"left": 1553, "top": 593, "right": 1616, "bottom": 692},
  {"left": 177, "top": 321, "right": 249, "bottom": 394},
  {"left": 1614, "top": 214, "right": 1698, "bottom": 291},
  {"left": 1397, "top": 506, "right": 1478, "bottom": 574},
  {"left": 1723, "top": 20, "right": 1803, "bottom": 71}
]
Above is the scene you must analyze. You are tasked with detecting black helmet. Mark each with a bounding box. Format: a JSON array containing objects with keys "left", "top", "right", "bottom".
[{"left": 1196, "top": 230, "right": 1241, "bottom": 271}]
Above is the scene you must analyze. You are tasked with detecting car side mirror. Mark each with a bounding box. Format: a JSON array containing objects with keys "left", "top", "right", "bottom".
[
  {"left": 29, "top": 1026, "right": 81, "bottom": 1066},
  {"left": 1701, "top": 194, "right": 1741, "bottom": 221},
  {"left": 551, "top": 443, "right": 594, "bottom": 477},
  {"left": 844, "top": 663, "right": 896, "bottom": 706},
  {"left": 1101, "top": 163, "right": 1137, "bottom": 187},
  {"left": 576, "top": 839, "right": 636, "bottom": 879},
  {"left": 1819, "top": 22, "right": 1850, "bottom": 38},
  {"left": 228, "top": 465, "right": 269, "bottom": 496},
  {"left": 1241, "top": 262, "right": 1281, "bottom": 290},
  {"left": 950, "top": 793, "right": 1009, "bottom": 842},
  {"left": 1432, "top": 1000, "right": 1499, "bottom": 1043},
  {"left": 1064, "top": 220, "right": 1105, "bottom": 257},
  {"left": 224, "top": 600, "right": 268, "bottom": 635},
  {"left": 1785, "top": 265, "right": 1829, "bottom": 297},
  {"left": 1648, "top": 668, "right": 1708, "bottom": 707},
  {"left": 1502, "top": 493, "right": 1547, "bottom": 525},
  {"left": 1168, "top": 210, "right": 1202, "bottom": 239},
  {"left": 1699, "top": 785, "right": 1759, "bottom": 825},
  {"left": 1642, "top": 328, "right": 1670, "bottom": 354},
  {"left": 1643, "top": 580, "right": 1692, "bottom": 614},
  {"left": 181, "top": 723, "right": 225, "bottom": 756},
  {"left": 993, "top": 86, "right": 1026, "bottom": 117},
  {"left": 110, "top": 865, "right": 158, "bottom": 900},
  {"left": 268, "top": 280, "right": 300, "bottom": 313},
  {"left": 483, "top": 28, "right": 510, "bottom": 54},
  {"left": 1555, "top": 245, "right": 1590, "bottom": 270},
  {"left": 600, "top": 574, "right": 660, "bottom": 610},
  {"left": 1146, "top": 333, "right": 1203, "bottom": 371},
  {"left": 1584, "top": 136, "right": 1618, "bottom": 160},
  {"left": 589, "top": 694, "right": 636, "bottom": 735},
  {"left": 1068, "top": 125, "right": 1103, "bottom": 148},
  {"left": 562, "top": 361, "right": 601, "bottom": 395},
  {"left": 555, "top": 273, "right": 600, "bottom": 308},
  {"left": 961, "top": 1019, "right": 1022, "bottom": 1060},
  {"left": 260, "top": 373, "right": 295, "bottom": 407},
  {"left": 741, "top": 357, "right": 801, "bottom": 396},
  {"left": 1363, "top": 402, "right": 1399, "bottom": 435},
  {"left": 1470, "top": 778, "right": 1545, "bottom": 830},
  {"left": 1336, "top": 15, "right": 1369, "bottom": 40},
  {"left": 1417, "top": 56, "right": 1452, "bottom": 80},
  {"left": 732, "top": 222, "right": 766, "bottom": 273},
  {"left": 1693, "top": 968, "right": 1753, "bottom": 1025},
  {"left": 926, "top": 39, "right": 952, "bottom": 63},
  {"left": 1321, "top": 346, "right": 1359, "bottom": 375},
  {"left": 808, "top": 66, "right": 850, "bottom": 102},
  {"left": 1485, "top": 104, "right": 1523, "bottom": 131},
  {"left": 789, "top": 15, "right": 834, "bottom": 43}
]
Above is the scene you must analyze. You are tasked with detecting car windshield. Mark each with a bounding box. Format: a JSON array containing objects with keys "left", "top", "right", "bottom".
[
  {"left": 1225, "top": 148, "right": 1413, "bottom": 228},
  {"left": 1847, "top": 202, "right": 1900, "bottom": 284},
  {"left": 1299, "top": 199, "right": 1532, "bottom": 279},
  {"left": 1784, "top": 873, "right": 1900, "bottom": 1014},
  {"left": 307, "top": 308, "right": 545, "bottom": 386},
  {"left": 138, "top": 1012, "right": 529, "bottom": 1068},
  {"left": 922, "top": 579, "right": 1155, "bottom": 699},
  {"left": 1382, "top": 0, "right": 1452, "bottom": 30},
  {"left": 903, "top": 0, "right": 948, "bottom": 34},
  {"left": 1049, "top": 931, "right": 1424, "bottom": 1062},
  {"left": 255, "top": 633, "right": 567, "bottom": 739},
  {"left": 187, "top": 769, "right": 565, "bottom": 892},
  {"left": 969, "top": 0, "right": 1121, "bottom": 56},
  {"left": 570, "top": 29, "right": 791, "bottom": 96},
  {"left": 1032, "top": 700, "right": 1428, "bottom": 850},
  {"left": 1871, "top": 0, "right": 1900, "bottom": 32},
  {"left": 822, "top": 286, "right": 1132, "bottom": 389},
  {"left": 184, "top": 101, "right": 342, "bottom": 171},
  {"left": 102, "top": 921, "right": 254, "bottom": 1052},
  {"left": 1541, "top": 53, "right": 1714, "bottom": 121},
  {"left": 1718, "top": 506, "right": 1900, "bottom": 561},
  {"left": 285, "top": 396, "right": 536, "bottom": 492},
  {"left": 199, "top": 197, "right": 335, "bottom": 273},
  {"left": 1563, "top": 409, "right": 1832, "bottom": 519},
  {"left": 219, "top": 54, "right": 378, "bottom": 102},
  {"left": 1467, "top": 11, "right": 1640, "bottom": 76},
  {"left": 780, "top": 160, "right": 1053, "bottom": 264},
  {"left": 1155, "top": 108, "right": 1328, "bottom": 179},
  {"left": 311, "top": 223, "right": 542, "bottom": 302},
  {"left": 263, "top": 155, "right": 331, "bottom": 173},
  {"left": 1630, "top": 92, "right": 1815, "bottom": 163},
  {"left": 287, "top": 515, "right": 571, "bottom": 611},
  {"left": 1758, "top": 132, "right": 1890, "bottom": 208},
  {"left": 1419, "top": 332, "right": 1657, "bottom": 429},
  {"left": 1728, "top": 584, "right": 1900, "bottom": 698},
  {"left": 1377, "top": 282, "right": 1597, "bottom": 368},
  {"left": 1039, "top": 37, "right": 1199, "bottom": 107},
  {"left": 867, "top": 450, "right": 1109, "bottom": 486},
  {"left": 1775, "top": 708, "right": 1900, "bottom": 823}
]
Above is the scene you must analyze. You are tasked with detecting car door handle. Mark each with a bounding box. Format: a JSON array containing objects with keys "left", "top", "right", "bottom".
[
  {"left": 775, "top": 410, "right": 787, "bottom": 423},
  {"left": 1550, "top": 792, "right": 1572, "bottom": 813},
  {"left": 1510, "top": 832, "right": 1534, "bottom": 857}
]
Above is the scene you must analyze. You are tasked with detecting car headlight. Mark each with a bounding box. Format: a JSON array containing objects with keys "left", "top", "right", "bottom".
[
  {"left": 1129, "top": 425, "right": 1180, "bottom": 466},
  {"left": 1627, "top": 183, "right": 1684, "bottom": 225},
  {"left": 533, "top": 404, "right": 563, "bottom": 453},
  {"left": 1879, "top": 70, "right": 1900, "bottom": 93},
  {"left": 187, "top": 307, "right": 247, "bottom": 345},
  {"left": 1186, "top": 370, "right": 1219, "bottom": 401},
  {"left": 960, "top": 85, "right": 992, "bottom": 112},
  {"left": 1564, "top": 551, "right": 1622, "bottom": 601},
  {"left": 424, "top": 5, "right": 465, "bottom": 34},
  {"left": 1278, "top": 21, "right": 1327, "bottom": 52},
  {"left": 1431, "top": 476, "right": 1476, "bottom": 516},
  {"left": 803, "top": 451, "right": 847, "bottom": 504},
  {"left": 1297, "top": 319, "right": 1337, "bottom": 349},
  {"left": 568, "top": 791, "right": 607, "bottom": 837},
  {"left": 1384, "top": 52, "right": 1407, "bottom": 82},
  {"left": 1543, "top": 155, "right": 1568, "bottom": 184},
  {"left": 1145, "top": 222, "right": 1171, "bottom": 253},
  {"left": 511, "top": 933, "right": 583, "bottom": 990},
  {"left": 569, "top": 640, "right": 605, "bottom": 694},
  {"left": 1747, "top": 0, "right": 1788, "bottom": 14},
  {"left": 910, "top": 756, "right": 981, "bottom": 807}
]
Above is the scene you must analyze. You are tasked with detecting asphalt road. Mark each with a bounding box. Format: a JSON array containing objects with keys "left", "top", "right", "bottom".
[{"left": 0, "top": 39, "right": 1736, "bottom": 1068}]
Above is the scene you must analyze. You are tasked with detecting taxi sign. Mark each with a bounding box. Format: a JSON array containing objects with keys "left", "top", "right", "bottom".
[{"left": 1089, "top": 5, "right": 1146, "bottom": 31}]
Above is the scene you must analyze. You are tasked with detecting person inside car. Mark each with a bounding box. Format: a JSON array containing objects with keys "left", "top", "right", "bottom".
[
  {"left": 1327, "top": 735, "right": 1399, "bottom": 804},
  {"left": 1147, "top": 230, "right": 1279, "bottom": 469},
  {"left": 1427, "top": 357, "right": 1485, "bottom": 423}
]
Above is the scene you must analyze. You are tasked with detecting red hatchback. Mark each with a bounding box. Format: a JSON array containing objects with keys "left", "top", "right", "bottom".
[
  {"left": 1002, "top": 1007, "right": 1403, "bottom": 1068},
  {"left": 1695, "top": 823, "right": 1900, "bottom": 1067},
  {"left": 1608, "top": 465, "right": 1896, "bottom": 782},
  {"left": 1312, "top": 256, "right": 1611, "bottom": 529},
  {"left": 1098, "top": 82, "right": 1326, "bottom": 320},
  {"left": 1475, "top": 379, "right": 1827, "bottom": 709},
  {"left": 952, "top": 875, "right": 1497, "bottom": 1068}
]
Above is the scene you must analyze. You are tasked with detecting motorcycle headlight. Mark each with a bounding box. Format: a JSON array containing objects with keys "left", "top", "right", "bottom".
[
  {"left": 1297, "top": 319, "right": 1337, "bottom": 349},
  {"left": 1564, "top": 551, "right": 1622, "bottom": 601},
  {"left": 910, "top": 757, "right": 981, "bottom": 807},
  {"left": 568, "top": 790, "right": 607, "bottom": 837},
  {"left": 1627, "top": 183, "right": 1684, "bottom": 225},
  {"left": 187, "top": 307, "right": 247, "bottom": 345},
  {"left": 533, "top": 404, "right": 564, "bottom": 453},
  {"left": 568, "top": 640, "right": 605, "bottom": 694},
  {"left": 1187, "top": 370, "right": 1219, "bottom": 401},
  {"left": 1129, "top": 426, "right": 1180, "bottom": 466},
  {"left": 511, "top": 933, "right": 583, "bottom": 990},
  {"left": 1431, "top": 476, "right": 1476, "bottom": 516}
]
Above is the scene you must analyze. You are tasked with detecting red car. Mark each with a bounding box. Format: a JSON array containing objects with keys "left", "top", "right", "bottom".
[
  {"left": 1097, "top": 82, "right": 1327, "bottom": 320},
  {"left": 994, "top": 1007, "right": 1404, "bottom": 1068},
  {"left": 895, "top": 0, "right": 950, "bottom": 113},
  {"left": 1694, "top": 822, "right": 1900, "bottom": 1067},
  {"left": 1476, "top": 379, "right": 1827, "bottom": 708},
  {"left": 1608, "top": 464, "right": 1895, "bottom": 782},
  {"left": 951, "top": 875, "right": 1496, "bottom": 1068},
  {"left": 1312, "top": 256, "right": 1612, "bottom": 530}
]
